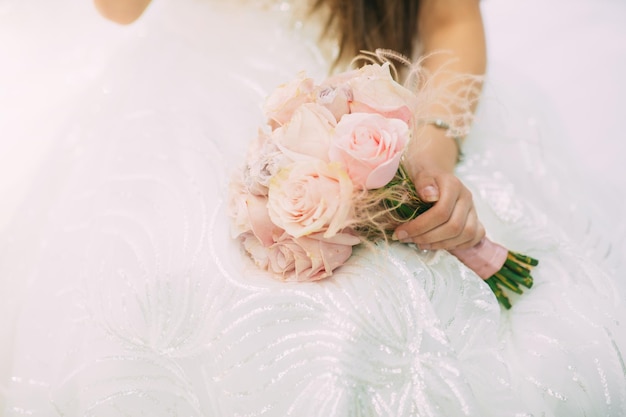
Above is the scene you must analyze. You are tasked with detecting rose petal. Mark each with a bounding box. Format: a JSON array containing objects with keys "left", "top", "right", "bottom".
[{"left": 364, "top": 150, "right": 404, "bottom": 189}]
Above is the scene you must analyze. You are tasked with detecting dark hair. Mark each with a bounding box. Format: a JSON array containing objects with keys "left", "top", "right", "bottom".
[{"left": 312, "top": 0, "right": 420, "bottom": 65}]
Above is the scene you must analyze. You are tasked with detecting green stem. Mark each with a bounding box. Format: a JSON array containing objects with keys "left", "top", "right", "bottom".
[
  {"left": 494, "top": 272, "right": 524, "bottom": 295},
  {"left": 499, "top": 263, "right": 533, "bottom": 288},
  {"left": 510, "top": 252, "right": 539, "bottom": 267},
  {"left": 485, "top": 278, "right": 512, "bottom": 309}
]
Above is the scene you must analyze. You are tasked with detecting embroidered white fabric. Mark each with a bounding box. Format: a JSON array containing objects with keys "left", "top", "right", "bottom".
[{"left": 0, "top": 0, "right": 625, "bottom": 415}]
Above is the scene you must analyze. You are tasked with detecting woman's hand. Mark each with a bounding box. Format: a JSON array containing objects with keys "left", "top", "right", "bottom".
[
  {"left": 393, "top": 163, "right": 485, "bottom": 251},
  {"left": 392, "top": 0, "right": 486, "bottom": 252}
]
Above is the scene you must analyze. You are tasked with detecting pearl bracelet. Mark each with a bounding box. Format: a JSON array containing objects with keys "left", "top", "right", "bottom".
[{"left": 425, "top": 119, "right": 464, "bottom": 163}]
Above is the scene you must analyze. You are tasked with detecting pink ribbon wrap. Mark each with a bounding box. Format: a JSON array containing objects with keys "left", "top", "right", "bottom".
[{"left": 450, "top": 237, "right": 508, "bottom": 280}]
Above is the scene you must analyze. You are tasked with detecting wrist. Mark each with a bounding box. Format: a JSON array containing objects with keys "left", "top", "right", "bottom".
[
  {"left": 404, "top": 123, "right": 460, "bottom": 177},
  {"left": 424, "top": 119, "right": 464, "bottom": 163}
]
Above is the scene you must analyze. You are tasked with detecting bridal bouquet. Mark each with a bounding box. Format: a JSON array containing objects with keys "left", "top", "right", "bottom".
[{"left": 230, "top": 62, "right": 537, "bottom": 308}]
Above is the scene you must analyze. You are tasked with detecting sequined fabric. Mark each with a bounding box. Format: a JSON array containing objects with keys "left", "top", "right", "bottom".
[{"left": 1, "top": 0, "right": 625, "bottom": 415}]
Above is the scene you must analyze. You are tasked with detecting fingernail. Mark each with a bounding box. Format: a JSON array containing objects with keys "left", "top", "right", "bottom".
[
  {"left": 420, "top": 244, "right": 431, "bottom": 250},
  {"left": 422, "top": 186, "right": 439, "bottom": 202},
  {"left": 393, "top": 230, "right": 408, "bottom": 241}
]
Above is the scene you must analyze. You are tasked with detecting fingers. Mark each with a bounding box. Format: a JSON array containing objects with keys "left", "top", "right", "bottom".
[
  {"left": 394, "top": 173, "right": 463, "bottom": 238},
  {"left": 413, "top": 172, "right": 440, "bottom": 203},
  {"left": 411, "top": 197, "right": 472, "bottom": 247},
  {"left": 415, "top": 208, "right": 485, "bottom": 250},
  {"left": 393, "top": 174, "right": 484, "bottom": 251}
]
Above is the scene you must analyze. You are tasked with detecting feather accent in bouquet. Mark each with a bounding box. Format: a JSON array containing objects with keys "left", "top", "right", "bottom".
[{"left": 229, "top": 57, "right": 537, "bottom": 308}]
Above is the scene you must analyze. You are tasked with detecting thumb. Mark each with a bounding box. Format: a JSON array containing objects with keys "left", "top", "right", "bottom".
[{"left": 413, "top": 174, "right": 440, "bottom": 203}]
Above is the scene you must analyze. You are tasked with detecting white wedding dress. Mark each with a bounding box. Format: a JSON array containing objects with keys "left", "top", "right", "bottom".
[{"left": 1, "top": 0, "right": 625, "bottom": 416}]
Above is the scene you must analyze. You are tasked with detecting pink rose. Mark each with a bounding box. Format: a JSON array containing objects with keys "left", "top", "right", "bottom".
[
  {"left": 349, "top": 63, "right": 416, "bottom": 124},
  {"left": 271, "top": 103, "right": 336, "bottom": 162},
  {"left": 229, "top": 177, "right": 253, "bottom": 238},
  {"left": 267, "top": 160, "right": 353, "bottom": 238},
  {"left": 241, "top": 231, "right": 359, "bottom": 282},
  {"left": 329, "top": 112, "right": 410, "bottom": 189},
  {"left": 244, "top": 130, "right": 286, "bottom": 196},
  {"left": 246, "top": 193, "right": 282, "bottom": 246},
  {"left": 230, "top": 183, "right": 281, "bottom": 245},
  {"left": 242, "top": 232, "right": 270, "bottom": 269},
  {"left": 264, "top": 232, "right": 359, "bottom": 282},
  {"left": 264, "top": 72, "right": 316, "bottom": 127},
  {"left": 314, "top": 85, "right": 352, "bottom": 122}
]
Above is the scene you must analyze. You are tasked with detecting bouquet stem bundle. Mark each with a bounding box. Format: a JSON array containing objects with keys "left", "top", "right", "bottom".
[
  {"left": 358, "top": 165, "right": 538, "bottom": 309},
  {"left": 485, "top": 252, "right": 538, "bottom": 309}
]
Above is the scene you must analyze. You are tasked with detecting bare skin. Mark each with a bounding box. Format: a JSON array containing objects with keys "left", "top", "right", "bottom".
[
  {"left": 94, "top": 0, "right": 487, "bottom": 251},
  {"left": 393, "top": 0, "right": 487, "bottom": 251},
  {"left": 93, "top": 0, "right": 152, "bottom": 24}
]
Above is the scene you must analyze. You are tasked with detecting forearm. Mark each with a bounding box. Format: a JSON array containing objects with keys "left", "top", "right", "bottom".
[
  {"left": 405, "top": 0, "right": 486, "bottom": 175},
  {"left": 418, "top": 1, "right": 486, "bottom": 83}
]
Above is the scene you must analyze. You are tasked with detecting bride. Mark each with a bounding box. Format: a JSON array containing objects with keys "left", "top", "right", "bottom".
[{"left": 1, "top": 0, "right": 624, "bottom": 415}]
